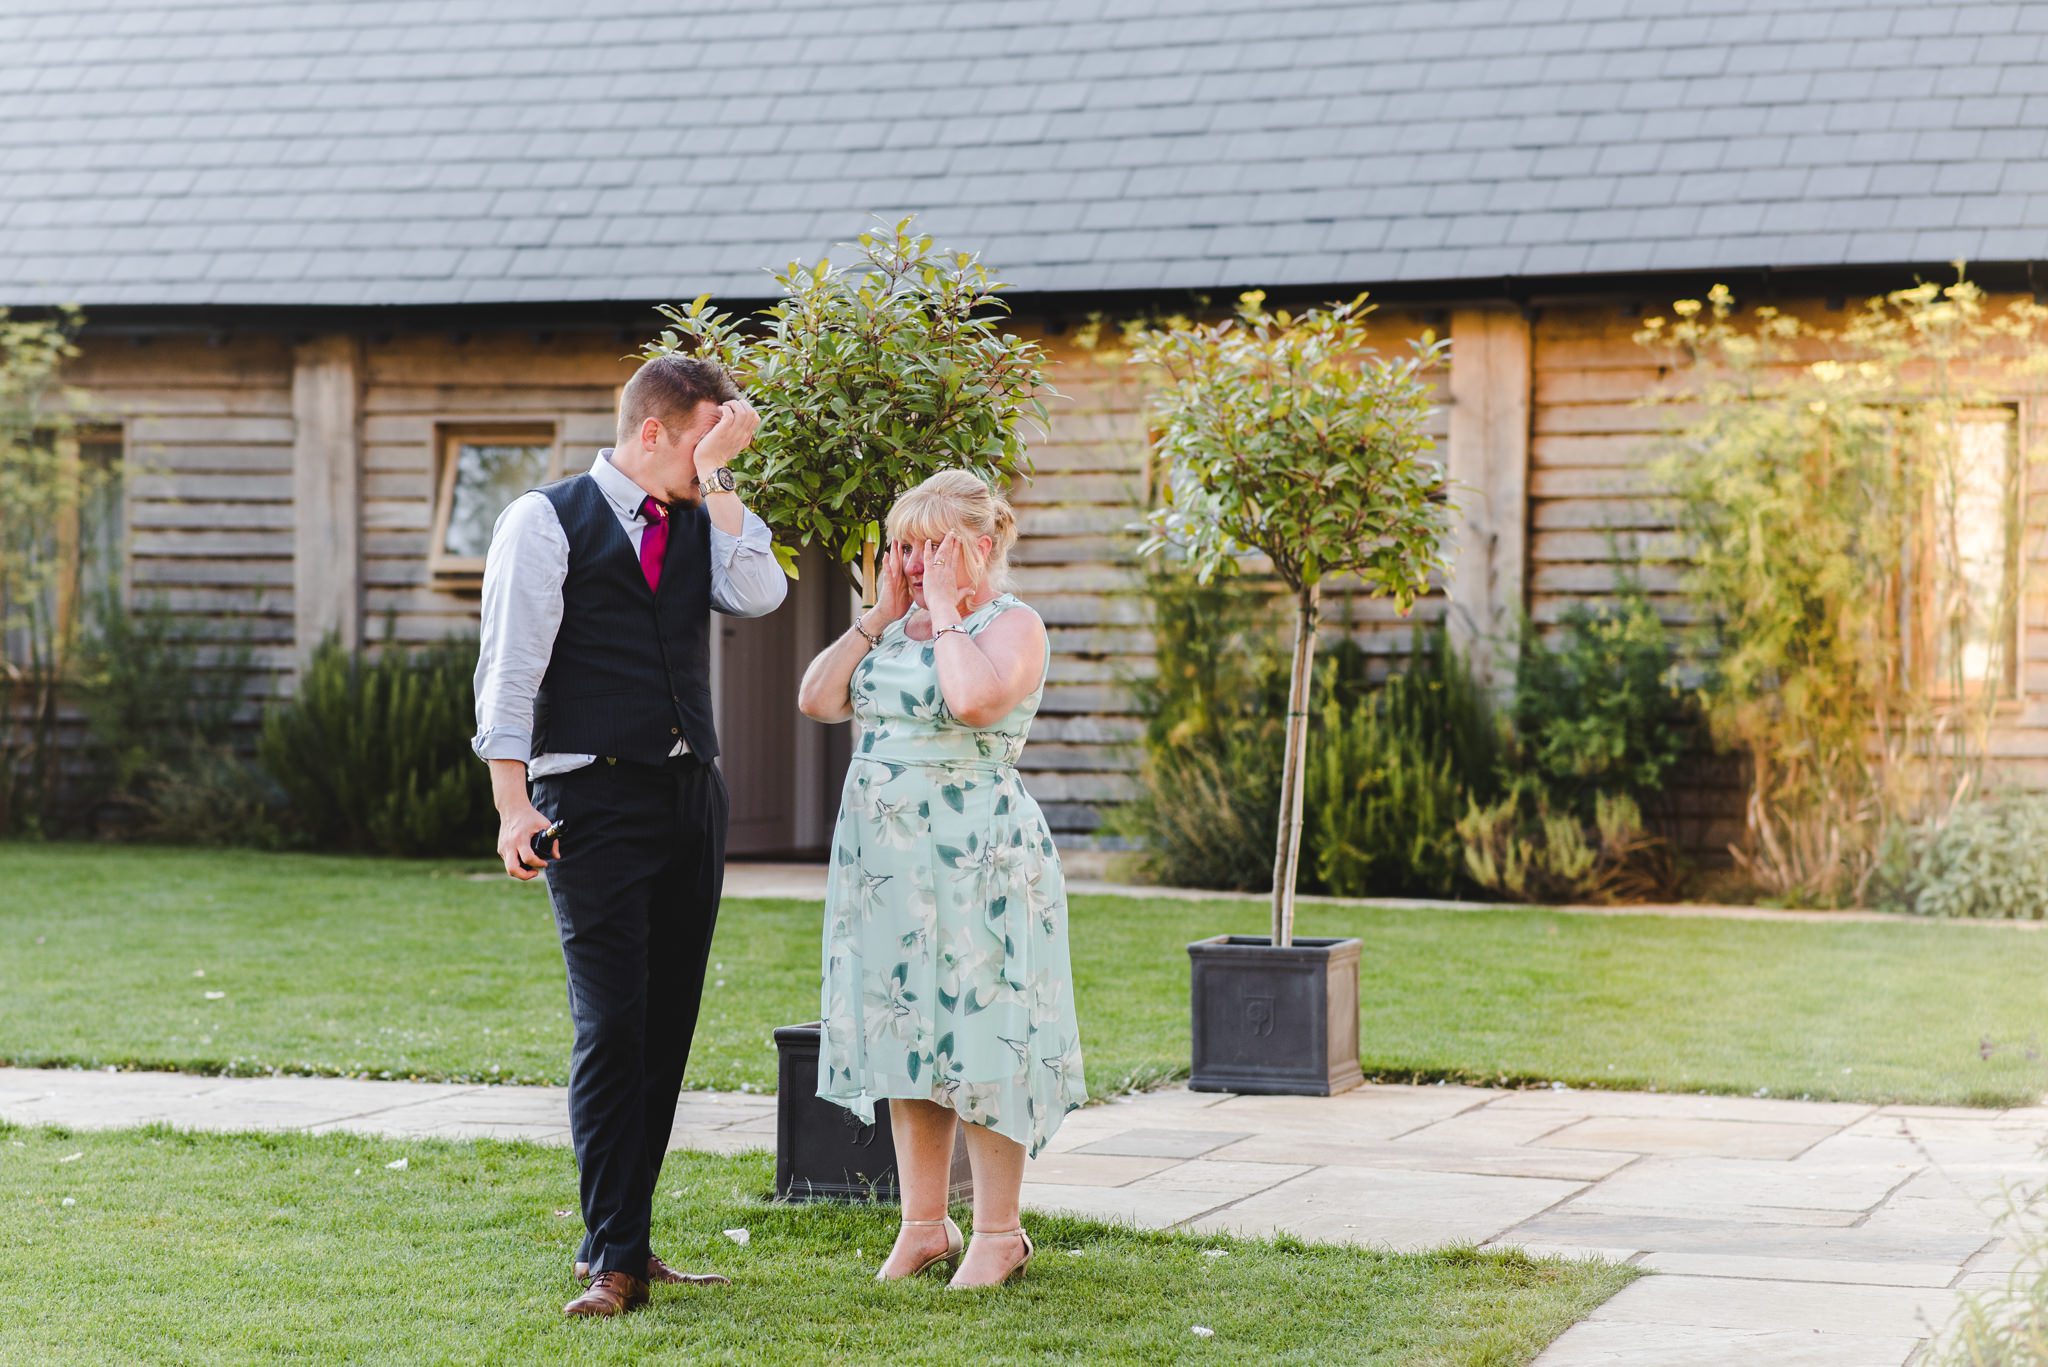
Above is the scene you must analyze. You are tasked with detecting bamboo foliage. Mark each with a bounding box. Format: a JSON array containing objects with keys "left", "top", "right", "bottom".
[
  {"left": 1638, "top": 270, "right": 2048, "bottom": 905},
  {"left": 0, "top": 305, "right": 91, "bottom": 833}
]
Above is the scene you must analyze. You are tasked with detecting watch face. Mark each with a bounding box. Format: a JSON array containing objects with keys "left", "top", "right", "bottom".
[{"left": 715, "top": 466, "right": 736, "bottom": 491}]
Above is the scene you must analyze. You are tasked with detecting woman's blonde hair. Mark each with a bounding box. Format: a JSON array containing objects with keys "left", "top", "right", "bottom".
[{"left": 885, "top": 469, "right": 1020, "bottom": 593}]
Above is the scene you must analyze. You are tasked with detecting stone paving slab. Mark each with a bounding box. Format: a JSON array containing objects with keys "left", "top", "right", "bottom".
[
  {"left": 1533, "top": 1115, "right": 1840, "bottom": 1161},
  {"left": 2, "top": 1067, "right": 2041, "bottom": 1363},
  {"left": 1534, "top": 1320, "right": 1925, "bottom": 1366}
]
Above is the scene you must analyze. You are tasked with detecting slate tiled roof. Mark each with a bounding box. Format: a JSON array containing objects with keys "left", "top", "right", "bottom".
[{"left": 5, "top": 0, "right": 2048, "bottom": 308}]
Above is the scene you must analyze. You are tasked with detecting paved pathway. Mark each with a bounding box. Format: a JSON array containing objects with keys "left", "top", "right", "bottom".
[{"left": 3, "top": 1066, "right": 2040, "bottom": 1364}]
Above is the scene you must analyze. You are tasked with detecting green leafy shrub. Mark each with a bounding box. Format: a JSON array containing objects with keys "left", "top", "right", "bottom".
[
  {"left": 74, "top": 591, "right": 245, "bottom": 803},
  {"left": 1309, "top": 630, "right": 1497, "bottom": 899},
  {"left": 1118, "top": 734, "right": 1285, "bottom": 893},
  {"left": 1456, "top": 592, "right": 1689, "bottom": 904},
  {"left": 1879, "top": 796, "right": 2048, "bottom": 920},
  {"left": 136, "top": 740, "right": 294, "bottom": 849},
  {"left": 1107, "top": 572, "right": 1293, "bottom": 891},
  {"left": 258, "top": 635, "right": 490, "bottom": 857},
  {"left": 1459, "top": 778, "right": 1675, "bottom": 906},
  {"left": 1113, "top": 569, "right": 1495, "bottom": 898},
  {"left": 1512, "top": 592, "right": 1689, "bottom": 812},
  {"left": 72, "top": 591, "right": 288, "bottom": 845}
]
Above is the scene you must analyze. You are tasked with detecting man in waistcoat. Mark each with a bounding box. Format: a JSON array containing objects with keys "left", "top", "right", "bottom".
[{"left": 471, "top": 355, "right": 787, "bottom": 1317}]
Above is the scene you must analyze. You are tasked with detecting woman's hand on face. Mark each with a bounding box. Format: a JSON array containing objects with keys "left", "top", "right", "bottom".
[
  {"left": 869, "top": 542, "right": 914, "bottom": 625},
  {"left": 923, "top": 530, "right": 975, "bottom": 622}
]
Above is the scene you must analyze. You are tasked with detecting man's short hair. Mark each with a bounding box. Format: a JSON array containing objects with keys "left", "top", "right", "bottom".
[{"left": 616, "top": 355, "right": 741, "bottom": 446}]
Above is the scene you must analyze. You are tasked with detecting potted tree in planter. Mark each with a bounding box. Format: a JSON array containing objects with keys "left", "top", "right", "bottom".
[
  {"left": 1126, "top": 291, "right": 1453, "bottom": 1095},
  {"left": 636, "top": 219, "right": 1056, "bottom": 1197}
]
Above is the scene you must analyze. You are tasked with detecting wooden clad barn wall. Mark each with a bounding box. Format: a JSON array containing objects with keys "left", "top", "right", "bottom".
[
  {"left": 1002, "top": 327, "right": 1151, "bottom": 836},
  {"left": 1013, "top": 317, "right": 1450, "bottom": 841},
  {"left": 66, "top": 334, "right": 298, "bottom": 700},
  {"left": 358, "top": 330, "right": 630, "bottom": 645},
  {"left": 59, "top": 316, "right": 1445, "bottom": 847}
]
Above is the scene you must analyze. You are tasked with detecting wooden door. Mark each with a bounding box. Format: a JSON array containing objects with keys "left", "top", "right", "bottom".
[{"left": 714, "top": 541, "right": 853, "bottom": 858}]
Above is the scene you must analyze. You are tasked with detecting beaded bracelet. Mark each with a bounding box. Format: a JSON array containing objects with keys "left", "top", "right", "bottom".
[{"left": 852, "top": 619, "right": 883, "bottom": 649}]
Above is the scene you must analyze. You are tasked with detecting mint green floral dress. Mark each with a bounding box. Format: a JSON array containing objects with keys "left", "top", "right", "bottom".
[{"left": 816, "top": 592, "right": 1088, "bottom": 1157}]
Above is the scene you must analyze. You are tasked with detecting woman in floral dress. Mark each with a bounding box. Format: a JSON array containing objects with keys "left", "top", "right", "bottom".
[{"left": 797, "top": 470, "right": 1087, "bottom": 1289}]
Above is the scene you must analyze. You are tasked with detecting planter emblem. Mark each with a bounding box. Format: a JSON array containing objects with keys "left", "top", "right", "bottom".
[{"left": 1244, "top": 995, "right": 1276, "bottom": 1037}]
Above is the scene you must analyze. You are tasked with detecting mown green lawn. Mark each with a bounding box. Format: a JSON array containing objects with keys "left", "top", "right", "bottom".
[
  {"left": 5, "top": 843, "right": 2045, "bottom": 1106},
  {"left": 0, "top": 1125, "right": 1635, "bottom": 1366}
]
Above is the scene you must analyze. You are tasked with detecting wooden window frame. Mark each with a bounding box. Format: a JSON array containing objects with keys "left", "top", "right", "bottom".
[{"left": 427, "top": 421, "right": 562, "bottom": 590}]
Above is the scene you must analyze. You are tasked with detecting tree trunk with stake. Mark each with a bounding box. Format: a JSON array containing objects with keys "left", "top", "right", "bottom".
[{"left": 1268, "top": 583, "right": 1320, "bottom": 948}]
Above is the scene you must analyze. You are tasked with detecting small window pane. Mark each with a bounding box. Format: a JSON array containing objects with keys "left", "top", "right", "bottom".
[
  {"left": 442, "top": 441, "right": 551, "bottom": 559},
  {"left": 1931, "top": 414, "right": 2015, "bottom": 695},
  {"left": 77, "top": 437, "right": 124, "bottom": 606}
]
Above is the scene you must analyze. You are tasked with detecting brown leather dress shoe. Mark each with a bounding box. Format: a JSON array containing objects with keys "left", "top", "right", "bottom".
[
  {"left": 574, "top": 1254, "right": 730, "bottom": 1287},
  {"left": 563, "top": 1270, "right": 649, "bottom": 1318}
]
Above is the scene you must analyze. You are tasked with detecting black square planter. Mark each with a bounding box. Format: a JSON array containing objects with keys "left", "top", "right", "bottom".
[
  {"left": 1187, "top": 935, "right": 1364, "bottom": 1096},
  {"left": 771, "top": 1022, "right": 972, "bottom": 1203}
]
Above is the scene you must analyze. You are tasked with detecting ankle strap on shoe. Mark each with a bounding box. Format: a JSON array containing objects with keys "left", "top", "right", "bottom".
[
  {"left": 901, "top": 1216, "right": 954, "bottom": 1226},
  {"left": 973, "top": 1226, "right": 1026, "bottom": 1237}
]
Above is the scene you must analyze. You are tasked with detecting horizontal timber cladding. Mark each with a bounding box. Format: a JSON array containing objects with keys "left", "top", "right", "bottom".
[
  {"left": 65, "top": 335, "right": 298, "bottom": 702},
  {"left": 1529, "top": 295, "right": 2048, "bottom": 850},
  {"left": 360, "top": 328, "right": 631, "bottom": 639}
]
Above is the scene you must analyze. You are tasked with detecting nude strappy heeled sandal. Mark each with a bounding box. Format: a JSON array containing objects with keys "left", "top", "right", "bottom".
[
  {"left": 946, "top": 1225, "right": 1034, "bottom": 1288},
  {"left": 876, "top": 1214, "right": 964, "bottom": 1281}
]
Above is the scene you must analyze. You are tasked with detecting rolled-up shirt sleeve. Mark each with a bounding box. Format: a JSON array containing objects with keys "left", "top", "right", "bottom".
[
  {"left": 709, "top": 505, "right": 789, "bottom": 618},
  {"left": 472, "top": 492, "right": 570, "bottom": 763}
]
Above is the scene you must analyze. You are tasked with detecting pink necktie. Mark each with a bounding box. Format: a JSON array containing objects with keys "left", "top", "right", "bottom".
[{"left": 638, "top": 496, "right": 668, "bottom": 592}]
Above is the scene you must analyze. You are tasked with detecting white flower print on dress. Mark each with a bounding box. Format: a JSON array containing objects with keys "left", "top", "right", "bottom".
[
  {"left": 869, "top": 794, "right": 922, "bottom": 851},
  {"left": 956, "top": 1081, "right": 1004, "bottom": 1128},
  {"left": 852, "top": 870, "right": 893, "bottom": 924},
  {"left": 862, "top": 968, "right": 922, "bottom": 1049},
  {"left": 1041, "top": 1035, "right": 1085, "bottom": 1105},
  {"left": 822, "top": 988, "right": 860, "bottom": 1074},
  {"left": 1027, "top": 971, "right": 1069, "bottom": 1033}
]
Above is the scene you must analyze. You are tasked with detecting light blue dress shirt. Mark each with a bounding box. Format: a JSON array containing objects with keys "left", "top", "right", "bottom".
[{"left": 470, "top": 449, "right": 787, "bottom": 777}]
